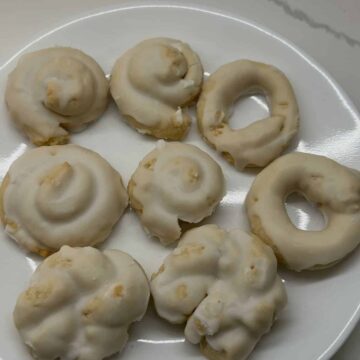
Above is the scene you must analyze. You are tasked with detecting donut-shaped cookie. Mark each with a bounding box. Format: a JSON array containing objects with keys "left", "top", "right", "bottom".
[
  {"left": 246, "top": 152, "right": 360, "bottom": 271},
  {"left": 197, "top": 60, "right": 299, "bottom": 169},
  {"left": 5, "top": 47, "right": 109, "bottom": 145},
  {"left": 0, "top": 145, "right": 128, "bottom": 256},
  {"left": 151, "top": 224, "right": 287, "bottom": 360},
  {"left": 128, "top": 142, "right": 225, "bottom": 244},
  {"left": 14, "top": 246, "right": 150, "bottom": 360},
  {"left": 110, "top": 38, "right": 203, "bottom": 140}
]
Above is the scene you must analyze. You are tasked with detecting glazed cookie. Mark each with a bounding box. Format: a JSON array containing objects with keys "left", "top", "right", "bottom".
[
  {"left": 197, "top": 60, "right": 299, "bottom": 169},
  {"left": 128, "top": 142, "right": 225, "bottom": 245},
  {"left": 5, "top": 47, "right": 109, "bottom": 145},
  {"left": 151, "top": 224, "right": 287, "bottom": 360},
  {"left": 14, "top": 246, "right": 150, "bottom": 360},
  {"left": 110, "top": 38, "right": 203, "bottom": 140},
  {"left": 0, "top": 145, "right": 128, "bottom": 256},
  {"left": 246, "top": 152, "right": 360, "bottom": 271}
]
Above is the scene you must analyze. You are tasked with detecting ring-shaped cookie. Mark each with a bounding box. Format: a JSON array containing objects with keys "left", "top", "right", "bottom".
[
  {"left": 246, "top": 152, "right": 360, "bottom": 271},
  {"left": 197, "top": 60, "right": 299, "bottom": 169}
]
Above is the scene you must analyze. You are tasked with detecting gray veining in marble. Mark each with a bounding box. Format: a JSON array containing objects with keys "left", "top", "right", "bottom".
[{"left": 268, "top": 0, "right": 360, "bottom": 47}]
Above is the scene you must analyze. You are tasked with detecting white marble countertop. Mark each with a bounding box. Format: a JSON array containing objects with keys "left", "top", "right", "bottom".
[{"left": 0, "top": 0, "right": 359, "bottom": 358}]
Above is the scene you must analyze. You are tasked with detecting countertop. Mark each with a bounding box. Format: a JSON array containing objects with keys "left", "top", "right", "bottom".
[{"left": 1, "top": 0, "right": 359, "bottom": 358}]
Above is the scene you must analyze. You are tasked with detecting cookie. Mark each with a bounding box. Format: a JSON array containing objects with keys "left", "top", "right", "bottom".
[
  {"left": 13, "top": 246, "right": 150, "bottom": 360},
  {"left": 0, "top": 145, "right": 128, "bottom": 255},
  {"left": 111, "top": 38, "right": 203, "bottom": 140},
  {"left": 151, "top": 224, "right": 287, "bottom": 360},
  {"left": 197, "top": 60, "right": 299, "bottom": 169},
  {"left": 5, "top": 47, "right": 109, "bottom": 145},
  {"left": 246, "top": 152, "right": 360, "bottom": 271},
  {"left": 128, "top": 142, "right": 225, "bottom": 244}
]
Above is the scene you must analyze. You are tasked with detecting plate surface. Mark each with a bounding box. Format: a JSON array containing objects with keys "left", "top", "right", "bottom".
[{"left": 0, "top": 4, "right": 359, "bottom": 360}]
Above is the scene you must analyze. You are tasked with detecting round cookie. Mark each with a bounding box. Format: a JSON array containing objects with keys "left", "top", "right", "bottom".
[
  {"left": 110, "top": 38, "right": 203, "bottom": 140},
  {"left": 128, "top": 142, "right": 225, "bottom": 245},
  {"left": 5, "top": 47, "right": 109, "bottom": 145},
  {"left": 197, "top": 60, "right": 299, "bottom": 169},
  {"left": 14, "top": 246, "right": 150, "bottom": 360},
  {"left": 0, "top": 145, "right": 128, "bottom": 256},
  {"left": 151, "top": 224, "right": 287, "bottom": 360},
  {"left": 246, "top": 152, "right": 360, "bottom": 271}
]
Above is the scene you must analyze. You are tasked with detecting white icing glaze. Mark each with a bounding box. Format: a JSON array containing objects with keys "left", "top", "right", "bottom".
[
  {"left": 174, "top": 107, "right": 184, "bottom": 125},
  {"left": 5, "top": 47, "right": 109, "bottom": 145},
  {"left": 151, "top": 224, "right": 286, "bottom": 360},
  {"left": 128, "top": 142, "right": 225, "bottom": 245},
  {"left": 137, "top": 128, "right": 151, "bottom": 135},
  {"left": 156, "top": 139, "right": 166, "bottom": 150},
  {"left": 0, "top": 145, "right": 128, "bottom": 255},
  {"left": 181, "top": 79, "right": 195, "bottom": 88},
  {"left": 14, "top": 246, "right": 150, "bottom": 360},
  {"left": 197, "top": 60, "right": 299, "bottom": 169},
  {"left": 246, "top": 152, "right": 360, "bottom": 271},
  {"left": 110, "top": 38, "right": 203, "bottom": 140}
]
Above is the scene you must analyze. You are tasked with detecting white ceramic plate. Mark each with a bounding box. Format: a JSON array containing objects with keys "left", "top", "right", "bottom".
[{"left": 0, "top": 4, "right": 359, "bottom": 360}]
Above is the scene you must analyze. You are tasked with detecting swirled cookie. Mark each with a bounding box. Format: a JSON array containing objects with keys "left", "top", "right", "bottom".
[
  {"left": 151, "top": 224, "right": 287, "bottom": 360},
  {"left": 14, "top": 246, "right": 150, "bottom": 360},
  {"left": 197, "top": 60, "right": 299, "bottom": 169},
  {"left": 246, "top": 152, "right": 360, "bottom": 271},
  {"left": 0, "top": 145, "right": 128, "bottom": 256},
  {"left": 5, "top": 47, "right": 109, "bottom": 145},
  {"left": 128, "top": 142, "right": 225, "bottom": 244},
  {"left": 110, "top": 38, "right": 203, "bottom": 140}
]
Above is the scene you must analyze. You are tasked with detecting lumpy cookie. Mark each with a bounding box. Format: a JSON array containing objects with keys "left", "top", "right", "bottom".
[
  {"left": 246, "top": 152, "right": 360, "bottom": 271},
  {"left": 110, "top": 38, "right": 203, "bottom": 140},
  {"left": 197, "top": 60, "right": 299, "bottom": 169},
  {"left": 14, "top": 246, "right": 150, "bottom": 360},
  {"left": 0, "top": 145, "right": 128, "bottom": 256},
  {"left": 5, "top": 47, "right": 109, "bottom": 145},
  {"left": 151, "top": 224, "right": 287, "bottom": 360},
  {"left": 128, "top": 142, "right": 225, "bottom": 245}
]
